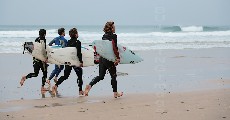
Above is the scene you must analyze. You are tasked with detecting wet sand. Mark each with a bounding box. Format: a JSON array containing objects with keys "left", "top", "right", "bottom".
[
  {"left": 0, "top": 89, "right": 230, "bottom": 120},
  {"left": 0, "top": 48, "right": 230, "bottom": 119}
]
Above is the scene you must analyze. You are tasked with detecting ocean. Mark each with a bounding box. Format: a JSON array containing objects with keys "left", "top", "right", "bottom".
[{"left": 0, "top": 25, "right": 230, "bottom": 53}]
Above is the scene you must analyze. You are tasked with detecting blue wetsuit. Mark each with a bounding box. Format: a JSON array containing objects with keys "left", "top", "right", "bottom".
[{"left": 48, "top": 36, "right": 68, "bottom": 80}]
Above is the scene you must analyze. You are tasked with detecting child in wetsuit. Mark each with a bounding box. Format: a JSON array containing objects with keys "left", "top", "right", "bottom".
[
  {"left": 20, "top": 29, "right": 48, "bottom": 91},
  {"left": 46, "top": 28, "right": 68, "bottom": 85}
]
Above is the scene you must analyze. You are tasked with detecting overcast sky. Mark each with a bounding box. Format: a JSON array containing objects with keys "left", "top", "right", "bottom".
[{"left": 0, "top": 0, "right": 229, "bottom": 26}]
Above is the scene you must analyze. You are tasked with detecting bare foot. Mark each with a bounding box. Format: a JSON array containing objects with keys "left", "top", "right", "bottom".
[
  {"left": 114, "top": 92, "right": 123, "bottom": 98},
  {"left": 52, "top": 85, "right": 58, "bottom": 96},
  {"left": 84, "top": 85, "right": 91, "bottom": 96},
  {"left": 41, "top": 86, "right": 48, "bottom": 91},
  {"left": 20, "top": 76, "right": 26, "bottom": 86},
  {"left": 46, "top": 80, "right": 51, "bottom": 85},
  {"left": 79, "top": 91, "right": 84, "bottom": 96},
  {"left": 54, "top": 77, "right": 58, "bottom": 83},
  {"left": 41, "top": 90, "right": 46, "bottom": 98}
]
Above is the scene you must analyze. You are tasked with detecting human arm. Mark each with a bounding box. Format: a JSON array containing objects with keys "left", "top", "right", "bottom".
[
  {"left": 48, "top": 38, "right": 56, "bottom": 46},
  {"left": 44, "top": 38, "right": 48, "bottom": 62},
  {"left": 112, "top": 40, "right": 120, "bottom": 59},
  {"left": 76, "top": 40, "right": 83, "bottom": 67},
  {"left": 111, "top": 35, "right": 120, "bottom": 65}
]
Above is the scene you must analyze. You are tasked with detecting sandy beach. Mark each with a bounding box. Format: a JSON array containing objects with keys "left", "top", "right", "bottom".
[
  {"left": 0, "top": 48, "right": 230, "bottom": 120},
  {"left": 0, "top": 89, "right": 230, "bottom": 120}
]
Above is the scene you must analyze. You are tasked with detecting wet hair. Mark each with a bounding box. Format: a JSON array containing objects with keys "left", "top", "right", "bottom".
[
  {"left": 58, "top": 28, "right": 65, "bottom": 35},
  {"left": 69, "top": 28, "right": 78, "bottom": 38},
  {"left": 103, "top": 21, "right": 114, "bottom": 33},
  {"left": 39, "top": 29, "right": 46, "bottom": 36}
]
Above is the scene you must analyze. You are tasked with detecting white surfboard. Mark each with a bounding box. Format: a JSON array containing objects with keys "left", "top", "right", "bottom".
[
  {"left": 92, "top": 40, "right": 143, "bottom": 64},
  {"left": 23, "top": 42, "right": 94, "bottom": 67},
  {"left": 23, "top": 42, "right": 62, "bottom": 65},
  {"left": 49, "top": 46, "right": 94, "bottom": 67}
]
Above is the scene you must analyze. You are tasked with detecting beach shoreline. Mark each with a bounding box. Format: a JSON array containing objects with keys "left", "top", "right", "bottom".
[{"left": 0, "top": 47, "right": 230, "bottom": 119}]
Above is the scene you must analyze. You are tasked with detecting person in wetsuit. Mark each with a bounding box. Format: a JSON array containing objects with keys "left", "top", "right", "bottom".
[
  {"left": 46, "top": 28, "right": 68, "bottom": 85},
  {"left": 51, "top": 28, "right": 84, "bottom": 96},
  {"left": 84, "top": 21, "right": 123, "bottom": 98},
  {"left": 20, "top": 29, "right": 48, "bottom": 91}
]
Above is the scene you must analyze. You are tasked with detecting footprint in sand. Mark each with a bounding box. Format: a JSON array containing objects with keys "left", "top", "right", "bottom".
[
  {"left": 117, "top": 72, "right": 128, "bottom": 76},
  {"left": 34, "top": 105, "right": 49, "bottom": 108}
]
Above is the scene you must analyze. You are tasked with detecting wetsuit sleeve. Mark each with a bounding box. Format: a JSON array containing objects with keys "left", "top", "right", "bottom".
[
  {"left": 48, "top": 38, "right": 55, "bottom": 46},
  {"left": 33, "top": 37, "right": 39, "bottom": 60},
  {"left": 76, "top": 41, "right": 83, "bottom": 63},
  {"left": 44, "top": 38, "right": 47, "bottom": 49},
  {"left": 35, "top": 37, "right": 39, "bottom": 42},
  {"left": 112, "top": 35, "right": 120, "bottom": 59},
  {"left": 44, "top": 39, "right": 48, "bottom": 59}
]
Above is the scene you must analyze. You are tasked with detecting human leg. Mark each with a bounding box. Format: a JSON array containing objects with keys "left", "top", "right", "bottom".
[
  {"left": 108, "top": 65, "right": 123, "bottom": 98},
  {"left": 56, "top": 65, "right": 71, "bottom": 87},
  {"left": 20, "top": 62, "right": 40, "bottom": 86},
  {"left": 73, "top": 67, "right": 83, "bottom": 94},
  {"left": 54, "top": 65, "right": 64, "bottom": 83},
  {"left": 52, "top": 65, "right": 71, "bottom": 95},
  {"left": 85, "top": 62, "right": 107, "bottom": 96},
  {"left": 108, "top": 65, "right": 117, "bottom": 92},
  {"left": 89, "top": 62, "right": 107, "bottom": 86},
  {"left": 41, "top": 62, "right": 48, "bottom": 90},
  {"left": 55, "top": 65, "right": 64, "bottom": 77},
  {"left": 46, "top": 65, "right": 59, "bottom": 85}
]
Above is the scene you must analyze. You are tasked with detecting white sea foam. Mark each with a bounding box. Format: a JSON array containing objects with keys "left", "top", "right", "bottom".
[
  {"left": 0, "top": 26, "right": 230, "bottom": 53},
  {"left": 1, "top": 29, "right": 230, "bottom": 38},
  {"left": 180, "top": 26, "right": 203, "bottom": 32}
]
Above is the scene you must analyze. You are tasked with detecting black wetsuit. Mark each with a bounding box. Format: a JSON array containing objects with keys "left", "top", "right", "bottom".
[
  {"left": 25, "top": 37, "right": 48, "bottom": 86},
  {"left": 89, "top": 33, "right": 119, "bottom": 92},
  {"left": 56, "top": 37, "right": 83, "bottom": 91}
]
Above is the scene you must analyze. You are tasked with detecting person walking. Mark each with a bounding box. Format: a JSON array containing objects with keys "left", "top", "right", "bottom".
[
  {"left": 84, "top": 21, "right": 123, "bottom": 98},
  {"left": 20, "top": 29, "right": 48, "bottom": 91},
  {"left": 46, "top": 28, "right": 68, "bottom": 85}
]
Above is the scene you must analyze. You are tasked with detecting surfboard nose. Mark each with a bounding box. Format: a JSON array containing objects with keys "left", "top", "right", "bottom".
[{"left": 24, "top": 42, "right": 34, "bottom": 53}]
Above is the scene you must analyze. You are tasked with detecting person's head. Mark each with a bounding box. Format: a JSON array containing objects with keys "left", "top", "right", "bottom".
[
  {"left": 69, "top": 28, "right": 78, "bottom": 38},
  {"left": 103, "top": 21, "right": 115, "bottom": 33},
  {"left": 39, "top": 29, "right": 46, "bottom": 37},
  {"left": 58, "top": 28, "right": 65, "bottom": 36}
]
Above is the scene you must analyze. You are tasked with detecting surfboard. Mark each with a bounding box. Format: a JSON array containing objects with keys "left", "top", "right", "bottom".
[
  {"left": 92, "top": 40, "right": 143, "bottom": 64},
  {"left": 23, "top": 42, "right": 62, "bottom": 65},
  {"left": 23, "top": 42, "right": 94, "bottom": 67},
  {"left": 49, "top": 46, "right": 94, "bottom": 67},
  {"left": 23, "top": 42, "right": 46, "bottom": 61}
]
